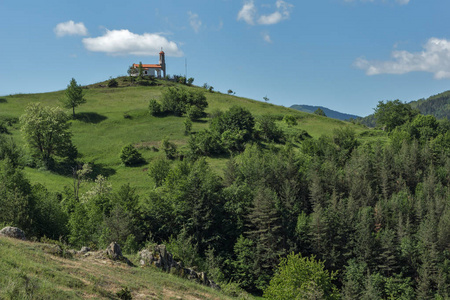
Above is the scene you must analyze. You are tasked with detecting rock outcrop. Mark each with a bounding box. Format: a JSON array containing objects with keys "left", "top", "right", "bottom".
[
  {"left": 139, "top": 244, "right": 220, "bottom": 290},
  {"left": 106, "top": 242, "right": 123, "bottom": 260},
  {"left": 0, "top": 226, "right": 26, "bottom": 240}
]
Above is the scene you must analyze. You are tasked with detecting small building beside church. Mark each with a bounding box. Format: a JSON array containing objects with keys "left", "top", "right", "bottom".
[{"left": 131, "top": 51, "right": 166, "bottom": 78}]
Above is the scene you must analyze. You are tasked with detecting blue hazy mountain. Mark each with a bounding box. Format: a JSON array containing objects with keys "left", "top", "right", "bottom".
[{"left": 290, "top": 104, "right": 360, "bottom": 121}]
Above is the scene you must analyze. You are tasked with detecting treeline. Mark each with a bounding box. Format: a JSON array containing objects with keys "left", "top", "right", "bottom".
[{"left": 2, "top": 97, "right": 450, "bottom": 299}]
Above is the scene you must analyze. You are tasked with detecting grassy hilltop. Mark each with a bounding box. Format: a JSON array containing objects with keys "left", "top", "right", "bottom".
[{"left": 0, "top": 76, "right": 379, "bottom": 195}]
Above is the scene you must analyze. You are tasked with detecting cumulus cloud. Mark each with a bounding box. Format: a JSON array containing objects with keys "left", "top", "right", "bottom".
[
  {"left": 237, "top": 0, "right": 257, "bottom": 25},
  {"left": 54, "top": 20, "right": 88, "bottom": 37},
  {"left": 188, "top": 11, "right": 202, "bottom": 33},
  {"left": 258, "top": 0, "right": 293, "bottom": 25},
  {"left": 238, "top": 0, "right": 293, "bottom": 25},
  {"left": 354, "top": 38, "right": 450, "bottom": 79},
  {"left": 82, "top": 29, "right": 183, "bottom": 57}
]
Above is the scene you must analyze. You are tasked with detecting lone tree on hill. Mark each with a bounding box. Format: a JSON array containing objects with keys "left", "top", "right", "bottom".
[
  {"left": 314, "top": 108, "right": 327, "bottom": 117},
  {"left": 20, "top": 103, "right": 76, "bottom": 168},
  {"left": 63, "top": 78, "right": 86, "bottom": 118}
]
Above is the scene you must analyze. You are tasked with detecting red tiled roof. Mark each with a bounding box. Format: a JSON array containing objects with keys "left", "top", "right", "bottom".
[
  {"left": 159, "top": 51, "right": 165, "bottom": 55},
  {"left": 132, "top": 64, "right": 161, "bottom": 69}
]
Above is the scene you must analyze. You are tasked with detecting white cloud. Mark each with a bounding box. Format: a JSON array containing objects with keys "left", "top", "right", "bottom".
[
  {"left": 188, "top": 11, "right": 202, "bottom": 33},
  {"left": 82, "top": 29, "right": 183, "bottom": 57},
  {"left": 238, "top": 0, "right": 293, "bottom": 26},
  {"left": 237, "top": 0, "right": 257, "bottom": 25},
  {"left": 262, "top": 32, "right": 272, "bottom": 43},
  {"left": 354, "top": 38, "right": 450, "bottom": 79},
  {"left": 54, "top": 20, "right": 88, "bottom": 37}
]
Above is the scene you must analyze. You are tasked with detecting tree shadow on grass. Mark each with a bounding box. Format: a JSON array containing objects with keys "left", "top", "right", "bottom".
[
  {"left": 89, "top": 163, "right": 117, "bottom": 179},
  {"left": 75, "top": 112, "right": 107, "bottom": 124},
  {"left": 0, "top": 98, "right": 7, "bottom": 103}
]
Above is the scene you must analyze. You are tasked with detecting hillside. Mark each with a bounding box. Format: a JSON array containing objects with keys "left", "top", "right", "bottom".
[
  {"left": 290, "top": 104, "right": 360, "bottom": 121},
  {"left": 409, "top": 90, "right": 450, "bottom": 119},
  {"left": 0, "top": 236, "right": 240, "bottom": 299},
  {"left": 0, "top": 76, "right": 373, "bottom": 196},
  {"left": 357, "top": 90, "right": 450, "bottom": 127}
]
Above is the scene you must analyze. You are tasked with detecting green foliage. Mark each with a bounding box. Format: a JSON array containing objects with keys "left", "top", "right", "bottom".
[
  {"left": 20, "top": 103, "right": 75, "bottom": 168},
  {"left": 184, "top": 118, "right": 192, "bottom": 135},
  {"left": 211, "top": 105, "right": 255, "bottom": 143},
  {"left": 63, "top": 78, "right": 86, "bottom": 117},
  {"left": 116, "top": 287, "right": 133, "bottom": 300},
  {"left": 161, "top": 137, "right": 177, "bottom": 159},
  {"left": 120, "top": 144, "right": 144, "bottom": 166},
  {"left": 187, "top": 77, "right": 194, "bottom": 86},
  {"left": 188, "top": 130, "right": 223, "bottom": 157},
  {"left": 0, "top": 135, "right": 21, "bottom": 167},
  {"left": 160, "top": 87, "right": 207, "bottom": 117},
  {"left": 148, "top": 158, "right": 171, "bottom": 187},
  {"left": 108, "top": 78, "right": 119, "bottom": 88},
  {"left": 283, "top": 114, "right": 298, "bottom": 127},
  {"left": 264, "top": 253, "right": 340, "bottom": 300},
  {"left": 255, "top": 114, "right": 284, "bottom": 142},
  {"left": 374, "top": 99, "right": 419, "bottom": 131},
  {"left": 148, "top": 99, "right": 162, "bottom": 116},
  {"left": 187, "top": 105, "right": 204, "bottom": 121},
  {"left": 314, "top": 107, "right": 327, "bottom": 116}
]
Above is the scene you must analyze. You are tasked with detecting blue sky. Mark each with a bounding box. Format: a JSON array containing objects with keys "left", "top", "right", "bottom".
[{"left": 1, "top": 0, "right": 450, "bottom": 116}]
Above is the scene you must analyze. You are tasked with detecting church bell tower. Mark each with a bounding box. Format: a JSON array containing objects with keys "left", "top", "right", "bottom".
[{"left": 159, "top": 50, "right": 166, "bottom": 78}]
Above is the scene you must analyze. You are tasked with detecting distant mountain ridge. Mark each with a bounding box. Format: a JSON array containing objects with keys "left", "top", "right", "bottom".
[
  {"left": 357, "top": 90, "right": 450, "bottom": 128},
  {"left": 290, "top": 104, "right": 360, "bottom": 121},
  {"left": 408, "top": 90, "right": 450, "bottom": 119}
]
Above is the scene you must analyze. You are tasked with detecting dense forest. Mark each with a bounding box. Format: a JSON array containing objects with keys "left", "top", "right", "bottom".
[{"left": 2, "top": 86, "right": 450, "bottom": 299}]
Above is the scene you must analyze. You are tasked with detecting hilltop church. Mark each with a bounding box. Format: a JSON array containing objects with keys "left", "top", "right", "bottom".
[{"left": 131, "top": 50, "right": 166, "bottom": 78}]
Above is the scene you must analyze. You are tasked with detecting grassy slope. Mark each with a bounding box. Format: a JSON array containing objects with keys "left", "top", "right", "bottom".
[
  {"left": 0, "top": 236, "right": 238, "bottom": 299},
  {"left": 0, "top": 77, "right": 383, "bottom": 195}
]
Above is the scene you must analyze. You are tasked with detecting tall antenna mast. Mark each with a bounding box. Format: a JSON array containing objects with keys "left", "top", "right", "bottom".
[{"left": 185, "top": 58, "right": 188, "bottom": 79}]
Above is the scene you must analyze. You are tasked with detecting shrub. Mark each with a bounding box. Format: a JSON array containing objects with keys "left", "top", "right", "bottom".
[
  {"left": 148, "top": 99, "right": 162, "bottom": 116},
  {"left": 264, "top": 252, "right": 340, "bottom": 300},
  {"left": 161, "top": 137, "right": 177, "bottom": 160},
  {"left": 283, "top": 115, "right": 298, "bottom": 127},
  {"left": 187, "top": 77, "right": 194, "bottom": 85},
  {"left": 116, "top": 287, "right": 132, "bottom": 300},
  {"left": 184, "top": 119, "right": 192, "bottom": 135},
  {"left": 108, "top": 78, "right": 119, "bottom": 88},
  {"left": 187, "top": 105, "right": 204, "bottom": 121},
  {"left": 148, "top": 159, "right": 171, "bottom": 187},
  {"left": 120, "top": 144, "right": 144, "bottom": 166}
]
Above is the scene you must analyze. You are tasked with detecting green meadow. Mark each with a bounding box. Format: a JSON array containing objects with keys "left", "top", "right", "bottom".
[{"left": 0, "top": 77, "right": 384, "bottom": 196}]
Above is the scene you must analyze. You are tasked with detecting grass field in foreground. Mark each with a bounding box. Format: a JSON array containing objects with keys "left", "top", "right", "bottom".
[{"left": 0, "top": 236, "right": 248, "bottom": 299}]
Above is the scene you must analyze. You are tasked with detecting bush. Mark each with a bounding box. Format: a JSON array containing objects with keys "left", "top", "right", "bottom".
[
  {"left": 184, "top": 119, "right": 192, "bottom": 135},
  {"left": 116, "top": 287, "right": 132, "bottom": 300},
  {"left": 187, "top": 105, "right": 204, "bottom": 121},
  {"left": 120, "top": 144, "right": 144, "bottom": 166},
  {"left": 108, "top": 78, "right": 119, "bottom": 88},
  {"left": 148, "top": 159, "right": 171, "bottom": 187},
  {"left": 161, "top": 137, "right": 177, "bottom": 160},
  {"left": 187, "top": 77, "right": 194, "bottom": 85},
  {"left": 264, "top": 253, "right": 340, "bottom": 300},
  {"left": 148, "top": 99, "right": 162, "bottom": 116},
  {"left": 283, "top": 115, "right": 298, "bottom": 127}
]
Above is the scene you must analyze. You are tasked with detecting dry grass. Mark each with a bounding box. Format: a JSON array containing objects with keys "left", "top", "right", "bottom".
[{"left": 0, "top": 237, "right": 239, "bottom": 300}]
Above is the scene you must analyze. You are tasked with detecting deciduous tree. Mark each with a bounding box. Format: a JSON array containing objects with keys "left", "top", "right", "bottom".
[
  {"left": 63, "top": 78, "right": 86, "bottom": 118},
  {"left": 20, "top": 103, "right": 75, "bottom": 168}
]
